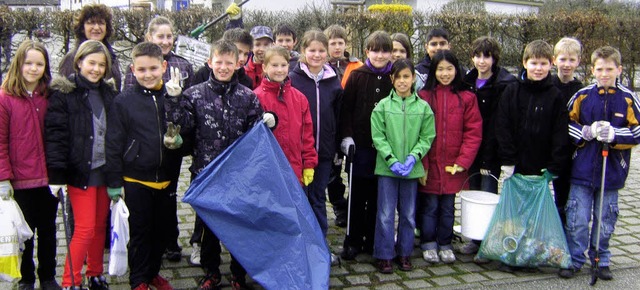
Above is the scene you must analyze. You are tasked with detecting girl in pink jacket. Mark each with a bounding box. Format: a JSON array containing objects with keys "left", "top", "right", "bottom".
[
  {"left": 417, "top": 50, "right": 483, "bottom": 264},
  {"left": 0, "top": 40, "right": 60, "bottom": 290}
]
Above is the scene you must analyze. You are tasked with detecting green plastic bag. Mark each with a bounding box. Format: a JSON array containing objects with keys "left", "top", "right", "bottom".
[{"left": 476, "top": 174, "right": 572, "bottom": 268}]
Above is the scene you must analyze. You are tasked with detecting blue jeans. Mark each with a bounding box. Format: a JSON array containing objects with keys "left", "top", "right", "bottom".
[
  {"left": 373, "top": 176, "right": 417, "bottom": 259},
  {"left": 565, "top": 184, "right": 619, "bottom": 268},
  {"left": 307, "top": 160, "right": 332, "bottom": 237},
  {"left": 420, "top": 193, "right": 455, "bottom": 250}
]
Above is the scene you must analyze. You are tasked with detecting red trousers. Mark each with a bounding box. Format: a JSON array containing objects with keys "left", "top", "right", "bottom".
[{"left": 62, "top": 186, "right": 110, "bottom": 287}]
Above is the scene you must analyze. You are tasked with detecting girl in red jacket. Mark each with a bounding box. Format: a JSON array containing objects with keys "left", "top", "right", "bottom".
[
  {"left": 0, "top": 40, "right": 60, "bottom": 290},
  {"left": 418, "top": 50, "right": 483, "bottom": 264},
  {"left": 254, "top": 46, "right": 318, "bottom": 185}
]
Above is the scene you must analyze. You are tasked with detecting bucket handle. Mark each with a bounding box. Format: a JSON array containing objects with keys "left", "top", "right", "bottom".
[{"left": 460, "top": 171, "right": 499, "bottom": 193}]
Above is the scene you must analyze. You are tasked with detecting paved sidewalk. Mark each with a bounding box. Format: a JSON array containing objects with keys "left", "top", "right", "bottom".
[{"left": 2, "top": 147, "right": 639, "bottom": 289}]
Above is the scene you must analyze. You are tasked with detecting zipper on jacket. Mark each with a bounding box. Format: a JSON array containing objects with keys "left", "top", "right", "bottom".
[
  {"left": 441, "top": 89, "right": 447, "bottom": 194},
  {"left": 402, "top": 98, "right": 407, "bottom": 168},
  {"left": 315, "top": 82, "right": 321, "bottom": 153},
  {"left": 152, "top": 95, "right": 162, "bottom": 182}
]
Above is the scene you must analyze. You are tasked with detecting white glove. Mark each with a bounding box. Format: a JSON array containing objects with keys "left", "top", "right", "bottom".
[
  {"left": 0, "top": 180, "right": 13, "bottom": 200},
  {"left": 341, "top": 137, "right": 355, "bottom": 156},
  {"left": 166, "top": 67, "right": 183, "bottom": 97},
  {"left": 333, "top": 153, "right": 343, "bottom": 166},
  {"left": 263, "top": 112, "right": 276, "bottom": 128},
  {"left": 480, "top": 168, "right": 491, "bottom": 176},
  {"left": 597, "top": 124, "right": 615, "bottom": 143},
  {"left": 582, "top": 125, "right": 597, "bottom": 141},
  {"left": 500, "top": 165, "right": 515, "bottom": 180},
  {"left": 49, "top": 184, "right": 66, "bottom": 199}
]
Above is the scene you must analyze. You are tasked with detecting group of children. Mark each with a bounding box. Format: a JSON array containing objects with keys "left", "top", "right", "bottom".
[{"left": 1, "top": 3, "right": 639, "bottom": 290}]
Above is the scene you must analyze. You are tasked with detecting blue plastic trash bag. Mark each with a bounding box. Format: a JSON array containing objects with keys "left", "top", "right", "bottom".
[
  {"left": 477, "top": 174, "right": 572, "bottom": 268},
  {"left": 182, "top": 123, "right": 330, "bottom": 290}
]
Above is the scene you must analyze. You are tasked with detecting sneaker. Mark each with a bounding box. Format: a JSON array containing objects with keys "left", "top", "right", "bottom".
[
  {"left": 330, "top": 253, "right": 341, "bottom": 267},
  {"left": 558, "top": 267, "right": 579, "bottom": 279},
  {"left": 459, "top": 242, "right": 480, "bottom": 254},
  {"left": 230, "top": 276, "right": 253, "bottom": 290},
  {"left": 377, "top": 259, "right": 393, "bottom": 274},
  {"left": 472, "top": 255, "right": 490, "bottom": 264},
  {"left": 190, "top": 243, "right": 201, "bottom": 266},
  {"left": 165, "top": 247, "right": 182, "bottom": 262},
  {"left": 41, "top": 280, "right": 62, "bottom": 290},
  {"left": 596, "top": 266, "right": 613, "bottom": 280},
  {"left": 150, "top": 275, "right": 173, "bottom": 290},
  {"left": 87, "top": 276, "right": 109, "bottom": 290},
  {"left": 18, "top": 282, "right": 35, "bottom": 290},
  {"left": 340, "top": 245, "right": 359, "bottom": 260},
  {"left": 198, "top": 273, "right": 221, "bottom": 290},
  {"left": 422, "top": 249, "right": 439, "bottom": 263},
  {"left": 335, "top": 212, "right": 347, "bottom": 228},
  {"left": 132, "top": 283, "right": 150, "bottom": 290},
  {"left": 439, "top": 249, "right": 456, "bottom": 263},
  {"left": 395, "top": 256, "right": 412, "bottom": 271}
]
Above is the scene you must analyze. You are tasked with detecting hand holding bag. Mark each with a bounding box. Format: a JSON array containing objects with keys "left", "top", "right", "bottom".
[
  {"left": 0, "top": 198, "right": 34, "bottom": 282},
  {"left": 108, "top": 199, "right": 130, "bottom": 276}
]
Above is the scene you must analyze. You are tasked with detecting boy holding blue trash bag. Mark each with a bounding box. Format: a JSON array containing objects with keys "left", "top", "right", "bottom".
[
  {"left": 561, "top": 46, "right": 640, "bottom": 280},
  {"left": 165, "top": 39, "right": 269, "bottom": 290}
]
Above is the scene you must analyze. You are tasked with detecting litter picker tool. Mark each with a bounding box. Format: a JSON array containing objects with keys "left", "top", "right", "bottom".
[
  {"left": 57, "top": 188, "right": 75, "bottom": 288},
  {"left": 190, "top": 0, "right": 250, "bottom": 38},
  {"left": 345, "top": 145, "right": 355, "bottom": 236},
  {"left": 590, "top": 143, "right": 608, "bottom": 286}
]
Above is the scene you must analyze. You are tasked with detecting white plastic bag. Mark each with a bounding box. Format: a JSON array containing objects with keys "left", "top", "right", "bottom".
[
  {"left": 0, "top": 198, "right": 34, "bottom": 282},
  {"left": 108, "top": 199, "right": 129, "bottom": 276}
]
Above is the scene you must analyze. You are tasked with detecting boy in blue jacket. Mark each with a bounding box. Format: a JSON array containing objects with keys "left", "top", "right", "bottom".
[{"left": 561, "top": 46, "right": 640, "bottom": 280}]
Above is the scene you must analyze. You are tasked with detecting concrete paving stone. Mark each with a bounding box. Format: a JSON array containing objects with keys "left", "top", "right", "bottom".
[
  {"left": 427, "top": 265, "right": 457, "bottom": 276},
  {"left": 619, "top": 244, "right": 640, "bottom": 253},
  {"left": 374, "top": 272, "right": 402, "bottom": 282},
  {"left": 373, "top": 283, "right": 404, "bottom": 289},
  {"left": 332, "top": 266, "right": 350, "bottom": 275},
  {"left": 431, "top": 276, "right": 462, "bottom": 286},
  {"left": 168, "top": 278, "right": 199, "bottom": 289},
  {"left": 403, "top": 269, "right": 431, "bottom": 279},
  {"left": 350, "top": 262, "right": 377, "bottom": 273},
  {"left": 614, "top": 226, "right": 632, "bottom": 235},
  {"left": 624, "top": 225, "right": 640, "bottom": 232},
  {"left": 482, "top": 270, "right": 518, "bottom": 280},
  {"left": 614, "top": 234, "right": 640, "bottom": 244},
  {"left": 455, "top": 262, "right": 488, "bottom": 273},
  {"left": 621, "top": 217, "right": 640, "bottom": 225},
  {"left": 175, "top": 266, "right": 204, "bottom": 278},
  {"left": 345, "top": 274, "right": 372, "bottom": 285},
  {"left": 611, "top": 255, "right": 638, "bottom": 265},
  {"left": 343, "top": 286, "right": 371, "bottom": 290},
  {"left": 402, "top": 279, "right": 433, "bottom": 289},
  {"left": 459, "top": 273, "right": 489, "bottom": 283},
  {"left": 329, "top": 277, "right": 345, "bottom": 287}
]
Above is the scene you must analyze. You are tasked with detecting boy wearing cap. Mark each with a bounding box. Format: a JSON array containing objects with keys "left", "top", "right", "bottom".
[{"left": 246, "top": 25, "right": 273, "bottom": 89}]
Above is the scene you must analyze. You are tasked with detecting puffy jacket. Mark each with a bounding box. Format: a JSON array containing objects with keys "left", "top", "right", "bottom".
[
  {"left": 105, "top": 83, "right": 183, "bottom": 188},
  {"left": 289, "top": 63, "right": 343, "bottom": 161},
  {"left": 371, "top": 90, "right": 435, "bottom": 178},
  {"left": 418, "top": 85, "right": 482, "bottom": 194},
  {"left": 192, "top": 63, "right": 253, "bottom": 89},
  {"left": 0, "top": 88, "right": 48, "bottom": 189},
  {"left": 495, "top": 73, "right": 569, "bottom": 176},
  {"left": 567, "top": 82, "right": 640, "bottom": 189},
  {"left": 166, "top": 74, "right": 263, "bottom": 175},
  {"left": 123, "top": 51, "right": 194, "bottom": 91},
  {"left": 340, "top": 64, "right": 393, "bottom": 177},
  {"left": 254, "top": 78, "right": 318, "bottom": 179},
  {"left": 45, "top": 75, "right": 118, "bottom": 187},
  {"left": 463, "top": 66, "right": 517, "bottom": 170},
  {"left": 59, "top": 43, "right": 122, "bottom": 91}
]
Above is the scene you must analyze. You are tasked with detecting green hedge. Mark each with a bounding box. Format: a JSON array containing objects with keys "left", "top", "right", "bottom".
[{"left": 1, "top": 1, "right": 639, "bottom": 89}]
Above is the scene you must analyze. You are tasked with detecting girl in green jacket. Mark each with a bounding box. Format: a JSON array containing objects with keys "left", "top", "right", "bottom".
[{"left": 370, "top": 59, "right": 436, "bottom": 273}]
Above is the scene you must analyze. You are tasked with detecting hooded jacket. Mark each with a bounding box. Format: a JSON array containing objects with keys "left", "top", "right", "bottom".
[
  {"left": 0, "top": 87, "right": 48, "bottom": 189},
  {"left": 254, "top": 78, "right": 318, "bottom": 180},
  {"left": 45, "top": 75, "right": 118, "bottom": 187},
  {"left": 289, "top": 63, "right": 343, "bottom": 161},
  {"left": 166, "top": 73, "right": 263, "bottom": 175},
  {"left": 418, "top": 85, "right": 483, "bottom": 194},
  {"left": 463, "top": 66, "right": 517, "bottom": 170},
  {"left": 568, "top": 82, "right": 640, "bottom": 190},
  {"left": 371, "top": 90, "right": 435, "bottom": 179},
  {"left": 495, "top": 73, "right": 569, "bottom": 176},
  {"left": 105, "top": 82, "right": 183, "bottom": 188}
]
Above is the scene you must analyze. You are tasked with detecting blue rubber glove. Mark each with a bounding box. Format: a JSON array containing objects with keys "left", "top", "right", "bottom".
[
  {"left": 401, "top": 155, "right": 416, "bottom": 177},
  {"left": 390, "top": 162, "right": 405, "bottom": 176}
]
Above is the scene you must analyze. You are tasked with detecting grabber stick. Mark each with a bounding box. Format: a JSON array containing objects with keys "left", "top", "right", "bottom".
[
  {"left": 590, "top": 143, "right": 608, "bottom": 286},
  {"left": 58, "top": 188, "right": 75, "bottom": 288},
  {"left": 345, "top": 145, "right": 355, "bottom": 236}
]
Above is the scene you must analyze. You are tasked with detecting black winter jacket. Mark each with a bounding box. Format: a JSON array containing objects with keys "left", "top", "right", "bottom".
[
  {"left": 105, "top": 83, "right": 183, "bottom": 188},
  {"left": 495, "top": 73, "right": 569, "bottom": 175},
  {"left": 552, "top": 75, "right": 583, "bottom": 105},
  {"left": 464, "top": 66, "right": 517, "bottom": 170},
  {"left": 166, "top": 74, "right": 263, "bottom": 175},
  {"left": 45, "top": 75, "right": 118, "bottom": 187},
  {"left": 192, "top": 63, "right": 253, "bottom": 89},
  {"left": 289, "top": 63, "right": 343, "bottom": 161}
]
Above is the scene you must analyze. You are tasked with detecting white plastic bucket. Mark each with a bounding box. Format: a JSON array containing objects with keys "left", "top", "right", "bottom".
[{"left": 460, "top": 190, "right": 500, "bottom": 240}]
